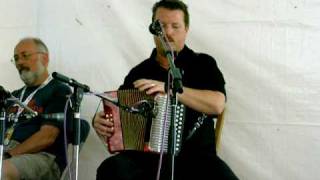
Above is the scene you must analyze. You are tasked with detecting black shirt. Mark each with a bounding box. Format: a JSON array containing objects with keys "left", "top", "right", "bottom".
[
  {"left": 9, "top": 79, "right": 71, "bottom": 171},
  {"left": 120, "top": 45, "right": 226, "bottom": 155}
]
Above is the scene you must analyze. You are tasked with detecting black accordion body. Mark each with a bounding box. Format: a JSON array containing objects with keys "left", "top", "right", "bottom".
[{"left": 102, "top": 89, "right": 185, "bottom": 154}]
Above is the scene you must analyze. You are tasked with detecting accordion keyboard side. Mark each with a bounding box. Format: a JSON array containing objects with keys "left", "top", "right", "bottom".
[{"left": 148, "top": 94, "right": 186, "bottom": 154}]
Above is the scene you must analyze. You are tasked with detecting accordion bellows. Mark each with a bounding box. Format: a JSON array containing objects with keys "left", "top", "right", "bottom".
[{"left": 103, "top": 89, "right": 185, "bottom": 154}]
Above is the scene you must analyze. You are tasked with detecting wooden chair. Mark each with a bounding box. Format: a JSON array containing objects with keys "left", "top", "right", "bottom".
[{"left": 215, "top": 109, "right": 225, "bottom": 151}]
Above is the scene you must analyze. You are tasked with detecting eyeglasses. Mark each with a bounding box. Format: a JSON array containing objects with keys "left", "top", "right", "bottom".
[{"left": 11, "top": 52, "right": 44, "bottom": 64}]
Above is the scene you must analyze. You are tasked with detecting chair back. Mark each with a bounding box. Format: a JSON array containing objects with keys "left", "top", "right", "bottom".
[
  {"left": 60, "top": 119, "right": 90, "bottom": 180},
  {"left": 67, "top": 119, "right": 90, "bottom": 146},
  {"left": 79, "top": 119, "right": 90, "bottom": 146},
  {"left": 215, "top": 109, "right": 225, "bottom": 151}
]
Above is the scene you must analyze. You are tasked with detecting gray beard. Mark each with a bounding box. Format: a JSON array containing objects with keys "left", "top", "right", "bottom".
[
  {"left": 20, "top": 70, "right": 36, "bottom": 86},
  {"left": 20, "top": 61, "right": 46, "bottom": 86}
]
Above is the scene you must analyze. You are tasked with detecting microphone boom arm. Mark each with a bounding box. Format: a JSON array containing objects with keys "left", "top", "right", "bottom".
[{"left": 88, "top": 92, "right": 154, "bottom": 117}]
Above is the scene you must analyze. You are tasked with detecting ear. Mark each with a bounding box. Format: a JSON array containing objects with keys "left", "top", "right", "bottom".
[{"left": 41, "top": 53, "right": 49, "bottom": 67}]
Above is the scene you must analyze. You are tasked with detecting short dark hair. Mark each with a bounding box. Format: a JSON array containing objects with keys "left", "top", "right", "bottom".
[{"left": 152, "top": 0, "right": 190, "bottom": 28}]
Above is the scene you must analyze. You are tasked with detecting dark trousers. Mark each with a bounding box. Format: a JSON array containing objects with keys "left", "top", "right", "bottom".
[{"left": 96, "top": 151, "right": 238, "bottom": 180}]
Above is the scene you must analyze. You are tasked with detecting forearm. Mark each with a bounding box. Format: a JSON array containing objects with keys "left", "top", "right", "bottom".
[
  {"left": 177, "top": 87, "right": 225, "bottom": 115},
  {"left": 8, "top": 125, "right": 59, "bottom": 156},
  {"left": 133, "top": 79, "right": 226, "bottom": 114}
]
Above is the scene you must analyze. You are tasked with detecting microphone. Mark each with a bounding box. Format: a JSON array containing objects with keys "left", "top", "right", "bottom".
[
  {"left": 0, "top": 85, "right": 12, "bottom": 99},
  {"left": 20, "top": 112, "right": 66, "bottom": 121},
  {"left": 52, "top": 72, "right": 90, "bottom": 92},
  {"left": 40, "top": 113, "right": 65, "bottom": 121},
  {"left": 149, "top": 19, "right": 163, "bottom": 36}
]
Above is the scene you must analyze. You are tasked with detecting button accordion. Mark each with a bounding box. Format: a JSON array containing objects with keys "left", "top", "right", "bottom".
[{"left": 102, "top": 89, "right": 185, "bottom": 154}]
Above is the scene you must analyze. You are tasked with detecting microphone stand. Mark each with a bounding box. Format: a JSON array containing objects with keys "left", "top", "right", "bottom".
[
  {"left": 0, "top": 96, "right": 38, "bottom": 180},
  {"left": 51, "top": 72, "right": 88, "bottom": 180},
  {"left": 0, "top": 99, "right": 6, "bottom": 180},
  {"left": 69, "top": 86, "right": 84, "bottom": 180},
  {"left": 152, "top": 20, "right": 183, "bottom": 180},
  {"left": 52, "top": 71, "right": 151, "bottom": 180},
  {"left": 0, "top": 93, "right": 33, "bottom": 180}
]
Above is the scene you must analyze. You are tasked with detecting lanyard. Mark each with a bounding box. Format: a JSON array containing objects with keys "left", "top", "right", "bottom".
[
  {"left": 4, "top": 75, "right": 53, "bottom": 145},
  {"left": 16, "top": 75, "right": 53, "bottom": 118}
]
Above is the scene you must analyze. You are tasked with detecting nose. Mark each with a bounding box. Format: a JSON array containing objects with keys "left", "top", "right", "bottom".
[{"left": 164, "top": 26, "right": 174, "bottom": 38}]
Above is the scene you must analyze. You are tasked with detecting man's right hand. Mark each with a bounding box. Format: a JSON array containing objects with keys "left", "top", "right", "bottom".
[{"left": 92, "top": 111, "right": 115, "bottom": 138}]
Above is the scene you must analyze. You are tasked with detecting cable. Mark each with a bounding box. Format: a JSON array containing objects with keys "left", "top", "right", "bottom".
[
  {"left": 156, "top": 72, "right": 172, "bottom": 180},
  {"left": 62, "top": 95, "right": 72, "bottom": 180}
]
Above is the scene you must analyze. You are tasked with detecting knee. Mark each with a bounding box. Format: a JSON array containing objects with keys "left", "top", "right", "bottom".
[
  {"left": 96, "top": 156, "right": 135, "bottom": 180},
  {"left": 3, "top": 160, "right": 20, "bottom": 180},
  {"left": 97, "top": 158, "right": 113, "bottom": 179}
]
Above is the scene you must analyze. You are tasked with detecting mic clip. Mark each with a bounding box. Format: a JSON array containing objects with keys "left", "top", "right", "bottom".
[
  {"left": 124, "top": 100, "right": 155, "bottom": 118},
  {"left": 186, "top": 114, "right": 207, "bottom": 141}
]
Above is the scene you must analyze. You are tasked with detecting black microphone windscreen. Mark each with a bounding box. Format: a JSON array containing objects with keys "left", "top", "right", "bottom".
[
  {"left": 52, "top": 72, "right": 90, "bottom": 93},
  {"left": 52, "top": 72, "right": 58, "bottom": 78},
  {"left": 0, "top": 85, "right": 11, "bottom": 99},
  {"left": 52, "top": 72, "right": 70, "bottom": 83},
  {"left": 149, "top": 23, "right": 157, "bottom": 35},
  {"left": 149, "top": 20, "right": 162, "bottom": 36}
]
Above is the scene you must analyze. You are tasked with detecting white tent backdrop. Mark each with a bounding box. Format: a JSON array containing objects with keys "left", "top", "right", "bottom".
[{"left": 1, "top": 0, "right": 319, "bottom": 179}]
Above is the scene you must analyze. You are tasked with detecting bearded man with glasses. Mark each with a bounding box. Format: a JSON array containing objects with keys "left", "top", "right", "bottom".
[{"left": 3, "top": 37, "right": 71, "bottom": 180}]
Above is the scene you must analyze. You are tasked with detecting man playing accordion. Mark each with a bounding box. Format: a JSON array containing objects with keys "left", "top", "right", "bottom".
[{"left": 93, "top": 1, "right": 238, "bottom": 180}]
